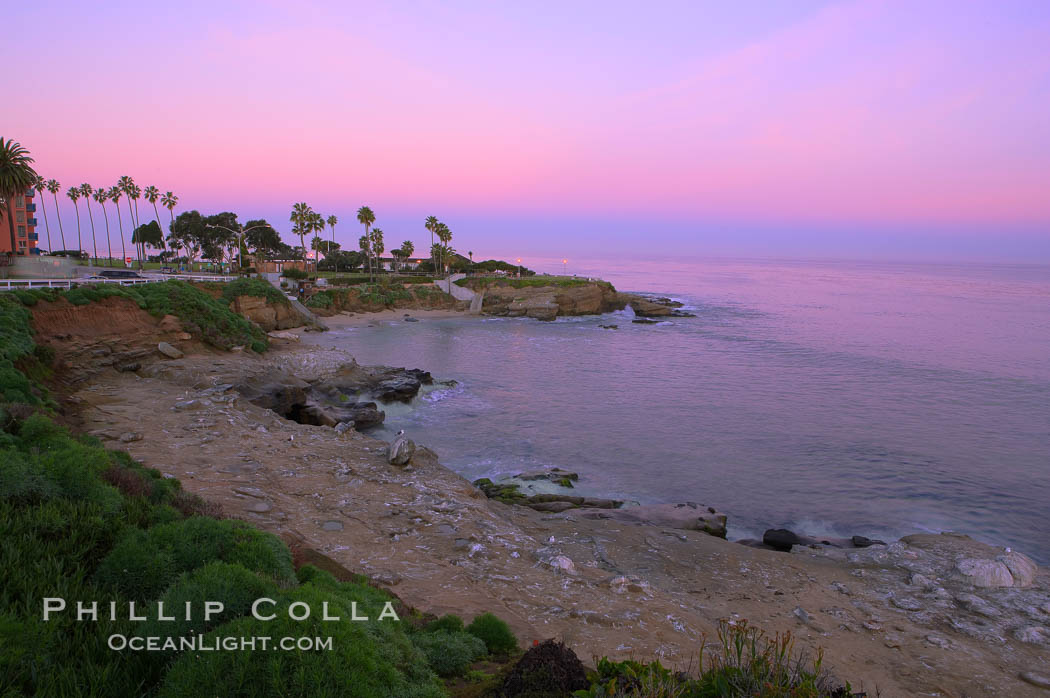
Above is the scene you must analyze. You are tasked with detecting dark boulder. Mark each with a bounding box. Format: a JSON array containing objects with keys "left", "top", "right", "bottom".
[
  {"left": 851, "top": 535, "right": 887, "bottom": 548},
  {"left": 763, "top": 528, "right": 801, "bottom": 552},
  {"left": 499, "top": 639, "right": 588, "bottom": 697}
]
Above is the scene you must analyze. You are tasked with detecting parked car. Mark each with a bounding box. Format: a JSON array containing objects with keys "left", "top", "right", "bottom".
[
  {"left": 159, "top": 267, "right": 177, "bottom": 275},
  {"left": 95, "top": 270, "right": 144, "bottom": 279}
]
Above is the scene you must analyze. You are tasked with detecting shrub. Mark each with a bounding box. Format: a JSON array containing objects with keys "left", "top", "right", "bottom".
[
  {"left": 424, "top": 613, "right": 465, "bottom": 633},
  {"left": 466, "top": 612, "right": 518, "bottom": 655},
  {"left": 157, "top": 585, "right": 445, "bottom": 698},
  {"left": 138, "top": 562, "right": 279, "bottom": 644},
  {"left": 217, "top": 277, "right": 289, "bottom": 306},
  {"left": 411, "top": 630, "right": 487, "bottom": 677},
  {"left": 281, "top": 267, "right": 309, "bottom": 280}
]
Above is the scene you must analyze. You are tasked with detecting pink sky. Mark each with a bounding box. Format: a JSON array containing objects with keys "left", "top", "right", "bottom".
[{"left": 6, "top": 0, "right": 1050, "bottom": 261}]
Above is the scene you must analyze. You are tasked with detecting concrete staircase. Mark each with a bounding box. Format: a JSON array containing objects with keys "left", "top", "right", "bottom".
[{"left": 434, "top": 274, "right": 478, "bottom": 303}]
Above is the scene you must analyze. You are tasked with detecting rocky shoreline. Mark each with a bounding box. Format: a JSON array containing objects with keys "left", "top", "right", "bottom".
[{"left": 32, "top": 294, "right": 1050, "bottom": 696}]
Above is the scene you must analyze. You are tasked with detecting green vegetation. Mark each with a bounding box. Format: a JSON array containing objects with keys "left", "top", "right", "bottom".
[
  {"left": 574, "top": 620, "right": 851, "bottom": 697},
  {"left": 6, "top": 280, "right": 268, "bottom": 353},
  {"left": 0, "top": 312, "right": 526, "bottom": 696},
  {"left": 304, "top": 282, "right": 441, "bottom": 310},
  {"left": 465, "top": 612, "right": 519, "bottom": 656},
  {"left": 472, "top": 478, "right": 527, "bottom": 505},
  {"left": 281, "top": 267, "right": 309, "bottom": 280},
  {"left": 211, "top": 277, "right": 289, "bottom": 306},
  {"left": 425, "top": 614, "right": 466, "bottom": 634},
  {"left": 411, "top": 631, "right": 488, "bottom": 678}
]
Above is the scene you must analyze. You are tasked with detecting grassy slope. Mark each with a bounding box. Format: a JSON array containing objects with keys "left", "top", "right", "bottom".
[{"left": 0, "top": 289, "right": 519, "bottom": 698}]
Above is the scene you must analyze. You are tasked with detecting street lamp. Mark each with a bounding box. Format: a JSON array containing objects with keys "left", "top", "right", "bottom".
[
  {"left": 562, "top": 258, "right": 567, "bottom": 275},
  {"left": 516, "top": 258, "right": 522, "bottom": 278}
]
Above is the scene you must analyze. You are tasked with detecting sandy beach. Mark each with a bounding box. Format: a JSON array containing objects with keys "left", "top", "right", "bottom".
[{"left": 320, "top": 308, "right": 469, "bottom": 328}]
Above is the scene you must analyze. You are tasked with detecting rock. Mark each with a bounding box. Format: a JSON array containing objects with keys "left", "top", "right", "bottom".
[
  {"left": 999, "top": 551, "right": 1038, "bottom": 587},
  {"left": 321, "top": 520, "right": 344, "bottom": 532},
  {"left": 528, "top": 494, "right": 585, "bottom": 505},
  {"left": 580, "top": 497, "right": 622, "bottom": 509},
  {"left": 157, "top": 342, "right": 183, "bottom": 359},
  {"left": 234, "top": 486, "right": 267, "bottom": 499},
  {"left": 1020, "top": 672, "right": 1050, "bottom": 689},
  {"left": 955, "top": 552, "right": 1038, "bottom": 588},
  {"left": 763, "top": 529, "right": 801, "bottom": 552},
  {"left": 157, "top": 314, "right": 182, "bottom": 333},
  {"left": 1013, "top": 626, "right": 1047, "bottom": 644},
  {"left": 246, "top": 501, "right": 272, "bottom": 513},
  {"left": 175, "top": 332, "right": 192, "bottom": 340},
  {"left": 403, "top": 317, "right": 419, "bottom": 322},
  {"left": 118, "top": 431, "right": 143, "bottom": 443},
  {"left": 891, "top": 596, "right": 923, "bottom": 611},
  {"left": 628, "top": 297, "right": 674, "bottom": 317},
  {"left": 925, "top": 634, "right": 950, "bottom": 649},
  {"left": 632, "top": 318, "right": 659, "bottom": 324},
  {"left": 580, "top": 502, "right": 727, "bottom": 538},
  {"left": 851, "top": 535, "right": 886, "bottom": 548},
  {"left": 515, "top": 467, "right": 579, "bottom": 482},
  {"left": 334, "top": 421, "right": 355, "bottom": 434},
  {"left": 548, "top": 555, "right": 576, "bottom": 574},
  {"left": 528, "top": 501, "right": 578, "bottom": 513},
  {"left": 173, "top": 399, "right": 200, "bottom": 411},
  {"left": 598, "top": 324, "right": 618, "bottom": 329},
  {"left": 955, "top": 593, "right": 1001, "bottom": 618},
  {"left": 387, "top": 433, "right": 416, "bottom": 465},
  {"left": 115, "top": 361, "right": 141, "bottom": 373},
  {"left": 267, "top": 331, "right": 301, "bottom": 342}
]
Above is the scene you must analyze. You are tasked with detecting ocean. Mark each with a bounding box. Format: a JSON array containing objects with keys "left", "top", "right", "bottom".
[{"left": 311, "top": 259, "right": 1050, "bottom": 563}]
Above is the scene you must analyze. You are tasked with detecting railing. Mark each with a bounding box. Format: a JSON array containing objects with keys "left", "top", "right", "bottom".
[
  {"left": 28, "top": 218, "right": 37, "bottom": 226},
  {"left": 25, "top": 203, "right": 36, "bottom": 212},
  {"left": 28, "top": 233, "right": 38, "bottom": 241},
  {"left": 0, "top": 274, "right": 236, "bottom": 291}
]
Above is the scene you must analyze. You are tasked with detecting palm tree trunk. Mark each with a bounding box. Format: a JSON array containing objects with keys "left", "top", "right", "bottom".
[
  {"left": 84, "top": 198, "right": 97, "bottom": 265},
  {"left": 5, "top": 195, "right": 16, "bottom": 255},
  {"left": 72, "top": 201, "right": 82, "bottom": 260},
  {"left": 115, "top": 205, "right": 126, "bottom": 266},
  {"left": 52, "top": 192, "right": 65, "bottom": 251},
  {"left": 38, "top": 193, "right": 52, "bottom": 253},
  {"left": 100, "top": 202, "right": 112, "bottom": 267},
  {"left": 125, "top": 197, "right": 139, "bottom": 269}
]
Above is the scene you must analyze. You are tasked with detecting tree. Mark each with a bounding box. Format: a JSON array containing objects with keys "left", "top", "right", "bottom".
[
  {"left": 309, "top": 212, "right": 326, "bottom": 267},
  {"left": 108, "top": 186, "right": 127, "bottom": 265},
  {"left": 45, "top": 178, "right": 65, "bottom": 251},
  {"left": 132, "top": 220, "right": 164, "bottom": 254},
  {"left": 243, "top": 219, "right": 283, "bottom": 258},
  {"left": 33, "top": 175, "right": 52, "bottom": 253},
  {"left": 170, "top": 210, "right": 205, "bottom": 266},
  {"left": 160, "top": 191, "right": 179, "bottom": 261},
  {"left": 65, "top": 186, "right": 83, "bottom": 257},
  {"left": 93, "top": 188, "right": 112, "bottom": 266},
  {"left": 358, "top": 234, "right": 371, "bottom": 273},
  {"left": 79, "top": 183, "right": 98, "bottom": 263},
  {"left": 290, "top": 202, "right": 312, "bottom": 267},
  {"left": 425, "top": 215, "right": 438, "bottom": 268},
  {"left": 327, "top": 214, "right": 338, "bottom": 246},
  {"left": 400, "top": 240, "right": 414, "bottom": 259},
  {"left": 370, "top": 227, "right": 384, "bottom": 274},
  {"left": 357, "top": 206, "right": 376, "bottom": 280},
  {"left": 0, "top": 138, "right": 38, "bottom": 257},
  {"left": 434, "top": 222, "right": 452, "bottom": 275},
  {"left": 118, "top": 176, "right": 139, "bottom": 267},
  {"left": 201, "top": 212, "right": 238, "bottom": 264},
  {"left": 144, "top": 186, "right": 164, "bottom": 260}
]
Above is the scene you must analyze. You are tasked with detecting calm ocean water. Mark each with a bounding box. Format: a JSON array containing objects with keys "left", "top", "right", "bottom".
[{"left": 313, "top": 259, "right": 1050, "bottom": 562}]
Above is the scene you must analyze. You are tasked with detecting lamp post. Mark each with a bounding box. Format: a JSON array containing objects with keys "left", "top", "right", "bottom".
[
  {"left": 562, "top": 258, "right": 567, "bottom": 275},
  {"left": 516, "top": 258, "right": 522, "bottom": 278}
]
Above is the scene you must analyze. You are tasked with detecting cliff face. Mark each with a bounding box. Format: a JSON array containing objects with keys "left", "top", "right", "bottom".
[
  {"left": 477, "top": 282, "right": 625, "bottom": 321},
  {"left": 229, "top": 295, "right": 311, "bottom": 331}
]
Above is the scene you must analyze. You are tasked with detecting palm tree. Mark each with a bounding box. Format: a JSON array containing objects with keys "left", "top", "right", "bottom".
[
  {"left": 109, "top": 186, "right": 127, "bottom": 266},
  {"left": 290, "top": 202, "right": 312, "bottom": 268},
  {"left": 45, "top": 178, "right": 65, "bottom": 251},
  {"left": 310, "top": 212, "right": 326, "bottom": 268},
  {"left": 326, "top": 214, "right": 338, "bottom": 246},
  {"left": 357, "top": 206, "right": 376, "bottom": 280},
  {"left": 143, "top": 186, "right": 164, "bottom": 262},
  {"left": 33, "top": 175, "right": 52, "bottom": 253},
  {"left": 79, "top": 183, "right": 98, "bottom": 264},
  {"left": 66, "top": 186, "right": 83, "bottom": 259},
  {"left": 93, "top": 188, "right": 112, "bottom": 266},
  {"left": 0, "top": 138, "right": 38, "bottom": 257},
  {"left": 358, "top": 234, "right": 371, "bottom": 272},
  {"left": 371, "top": 227, "right": 384, "bottom": 274},
  {"left": 399, "top": 240, "right": 414, "bottom": 272},
  {"left": 118, "top": 176, "right": 140, "bottom": 267},
  {"left": 468, "top": 250, "right": 473, "bottom": 274},
  {"left": 435, "top": 222, "right": 452, "bottom": 275},
  {"left": 161, "top": 191, "right": 178, "bottom": 263},
  {"left": 424, "top": 216, "right": 438, "bottom": 270}
]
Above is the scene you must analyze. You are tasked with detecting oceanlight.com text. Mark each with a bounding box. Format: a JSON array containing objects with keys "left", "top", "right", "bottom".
[{"left": 107, "top": 634, "right": 334, "bottom": 652}]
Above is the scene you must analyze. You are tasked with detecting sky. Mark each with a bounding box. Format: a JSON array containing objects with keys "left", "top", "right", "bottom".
[{"left": 5, "top": 0, "right": 1050, "bottom": 265}]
